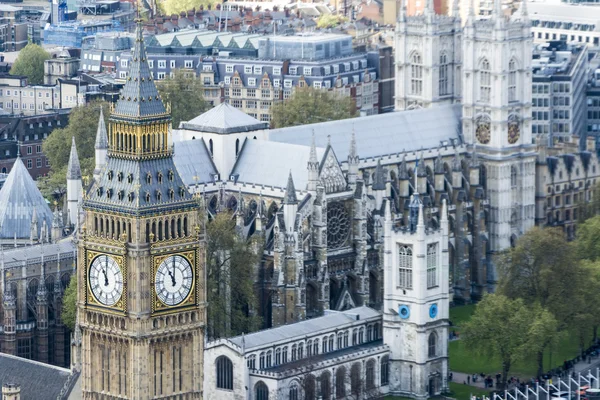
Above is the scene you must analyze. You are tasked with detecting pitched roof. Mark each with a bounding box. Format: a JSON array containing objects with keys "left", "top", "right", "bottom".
[
  {"left": 228, "top": 306, "right": 380, "bottom": 350},
  {"left": 269, "top": 104, "right": 462, "bottom": 161},
  {"left": 0, "top": 157, "right": 53, "bottom": 239},
  {"left": 0, "top": 353, "right": 76, "bottom": 400},
  {"left": 95, "top": 108, "right": 108, "bottom": 149},
  {"left": 179, "top": 103, "right": 268, "bottom": 134},
  {"left": 66, "top": 137, "right": 81, "bottom": 180},
  {"left": 173, "top": 139, "right": 218, "bottom": 186},
  {"left": 112, "top": 21, "right": 168, "bottom": 119},
  {"left": 231, "top": 140, "right": 325, "bottom": 190}
]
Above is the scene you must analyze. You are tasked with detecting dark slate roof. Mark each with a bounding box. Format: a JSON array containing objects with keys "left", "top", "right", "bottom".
[
  {"left": 112, "top": 21, "right": 167, "bottom": 119},
  {"left": 85, "top": 155, "right": 198, "bottom": 215},
  {"left": 0, "top": 353, "right": 77, "bottom": 400},
  {"left": 66, "top": 137, "right": 81, "bottom": 180},
  {"left": 179, "top": 103, "right": 268, "bottom": 134},
  {"left": 0, "top": 157, "right": 53, "bottom": 239}
]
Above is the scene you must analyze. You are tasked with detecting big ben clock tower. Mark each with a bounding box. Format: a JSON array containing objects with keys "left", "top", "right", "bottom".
[{"left": 77, "top": 19, "right": 205, "bottom": 399}]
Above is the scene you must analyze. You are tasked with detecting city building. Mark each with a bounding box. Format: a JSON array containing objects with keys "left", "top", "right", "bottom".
[
  {"left": 80, "top": 32, "right": 135, "bottom": 74},
  {"left": 44, "top": 49, "right": 81, "bottom": 85},
  {"left": 532, "top": 41, "right": 588, "bottom": 148},
  {"left": 43, "top": 20, "right": 123, "bottom": 48},
  {"left": 528, "top": 1, "right": 600, "bottom": 47},
  {"left": 0, "top": 75, "right": 60, "bottom": 116}
]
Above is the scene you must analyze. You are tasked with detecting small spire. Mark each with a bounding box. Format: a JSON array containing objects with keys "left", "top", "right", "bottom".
[
  {"left": 309, "top": 131, "right": 318, "bottom": 164},
  {"left": 522, "top": 0, "right": 528, "bottom": 17},
  {"left": 424, "top": 0, "right": 435, "bottom": 18},
  {"left": 16, "top": 141, "right": 20, "bottom": 158},
  {"left": 349, "top": 128, "right": 358, "bottom": 160},
  {"left": 31, "top": 207, "right": 38, "bottom": 224},
  {"left": 284, "top": 171, "right": 298, "bottom": 204},
  {"left": 434, "top": 150, "right": 444, "bottom": 174},
  {"left": 372, "top": 159, "right": 386, "bottom": 191},
  {"left": 452, "top": 0, "right": 460, "bottom": 18},
  {"left": 417, "top": 203, "right": 425, "bottom": 227},
  {"left": 398, "top": 152, "right": 409, "bottom": 180},
  {"left": 398, "top": 0, "right": 406, "bottom": 22},
  {"left": 452, "top": 146, "right": 462, "bottom": 172},
  {"left": 470, "top": 144, "right": 480, "bottom": 168},
  {"left": 466, "top": 0, "right": 475, "bottom": 25},
  {"left": 493, "top": 0, "right": 504, "bottom": 27},
  {"left": 67, "top": 137, "right": 82, "bottom": 180},
  {"left": 95, "top": 108, "right": 108, "bottom": 150},
  {"left": 441, "top": 198, "right": 448, "bottom": 222},
  {"left": 417, "top": 152, "right": 426, "bottom": 177}
]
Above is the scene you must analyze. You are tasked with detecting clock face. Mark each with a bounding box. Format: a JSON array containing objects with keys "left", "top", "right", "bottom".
[
  {"left": 155, "top": 255, "right": 193, "bottom": 306},
  {"left": 89, "top": 255, "right": 123, "bottom": 306},
  {"left": 508, "top": 122, "right": 520, "bottom": 144},
  {"left": 475, "top": 121, "right": 491, "bottom": 144},
  {"left": 429, "top": 303, "right": 438, "bottom": 319}
]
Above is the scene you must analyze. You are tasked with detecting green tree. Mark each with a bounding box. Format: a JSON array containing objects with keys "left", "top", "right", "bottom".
[
  {"left": 462, "top": 294, "right": 532, "bottom": 390},
  {"left": 61, "top": 274, "right": 77, "bottom": 331},
  {"left": 40, "top": 101, "right": 110, "bottom": 198},
  {"left": 576, "top": 215, "right": 600, "bottom": 261},
  {"left": 316, "top": 14, "right": 348, "bottom": 29},
  {"left": 206, "top": 211, "right": 262, "bottom": 339},
  {"left": 523, "top": 304, "right": 562, "bottom": 377},
  {"left": 160, "top": 0, "right": 214, "bottom": 19},
  {"left": 271, "top": 87, "right": 357, "bottom": 129},
  {"left": 496, "top": 227, "right": 585, "bottom": 374},
  {"left": 157, "top": 69, "right": 210, "bottom": 128},
  {"left": 10, "top": 43, "right": 51, "bottom": 84}
]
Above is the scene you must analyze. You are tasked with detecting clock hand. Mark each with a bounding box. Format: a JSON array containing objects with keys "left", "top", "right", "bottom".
[
  {"left": 167, "top": 269, "right": 176, "bottom": 286},
  {"left": 102, "top": 268, "right": 109, "bottom": 286}
]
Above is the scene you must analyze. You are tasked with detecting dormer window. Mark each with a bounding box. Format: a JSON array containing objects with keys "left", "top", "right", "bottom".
[
  {"left": 106, "top": 189, "right": 112, "bottom": 199},
  {"left": 157, "top": 172, "right": 163, "bottom": 184},
  {"left": 168, "top": 170, "right": 174, "bottom": 181},
  {"left": 127, "top": 173, "right": 133, "bottom": 183},
  {"left": 145, "top": 192, "right": 151, "bottom": 203},
  {"left": 169, "top": 188, "right": 174, "bottom": 200},
  {"left": 117, "top": 190, "right": 124, "bottom": 200},
  {"left": 128, "top": 192, "right": 134, "bottom": 202},
  {"left": 107, "top": 170, "right": 113, "bottom": 180},
  {"left": 179, "top": 187, "right": 186, "bottom": 198},
  {"left": 117, "top": 172, "right": 123, "bottom": 182},
  {"left": 156, "top": 190, "right": 162, "bottom": 201},
  {"left": 146, "top": 173, "right": 152, "bottom": 184},
  {"left": 96, "top": 187, "right": 103, "bottom": 196}
]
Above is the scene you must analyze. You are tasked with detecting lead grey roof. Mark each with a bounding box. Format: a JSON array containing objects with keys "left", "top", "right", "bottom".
[
  {"left": 231, "top": 140, "right": 325, "bottom": 190},
  {"left": 0, "top": 353, "right": 76, "bottom": 400},
  {"left": 179, "top": 103, "right": 268, "bottom": 134},
  {"left": 0, "top": 157, "right": 53, "bottom": 239},
  {"left": 1, "top": 240, "right": 75, "bottom": 268},
  {"left": 269, "top": 104, "right": 462, "bottom": 162},
  {"left": 66, "top": 137, "right": 81, "bottom": 180},
  {"left": 112, "top": 21, "right": 167, "bottom": 119},
  {"left": 228, "top": 306, "right": 380, "bottom": 350},
  {"left": 173, "top": 139, "right": 218, "bottom": 186},
  {"left": 95, "top": 108, "right": 108, "bottom": 149}
]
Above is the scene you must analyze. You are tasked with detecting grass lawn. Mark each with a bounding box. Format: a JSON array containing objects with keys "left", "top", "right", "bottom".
[
  {"left": 448, "top": 382, "right": 491, "bottom": 400},
  {"left": 449, "top": 305, "right": 592, "bottom": 377}
]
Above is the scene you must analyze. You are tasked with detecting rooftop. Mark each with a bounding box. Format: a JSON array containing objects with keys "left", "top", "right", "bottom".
[
  {"left": 528, "top": 1, "right": 600, "bottom": 24},
  {"left": 179, "top": 103, "right": 268, "bottom": 134}
]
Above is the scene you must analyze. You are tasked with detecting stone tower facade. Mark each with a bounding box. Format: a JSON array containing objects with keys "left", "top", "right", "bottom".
[
  {"left": 394, "top": 0, "right": 462, "bottom": 110},
  {"left": 461, "top": 0, "right": 536, "bottom": 258},
  {"left": 78, "top": 20, "right": 206, "bottom": 399},
  {"left": 383, "top": 195, "right": 450, "bottom": 399}
]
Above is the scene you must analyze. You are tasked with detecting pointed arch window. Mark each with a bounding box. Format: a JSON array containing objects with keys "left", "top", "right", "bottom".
[
  {"left": 479, "top": 59, "right": 491, "bottom": 103},
  {"left": 398, "top": 245, "right": 413, "bottom": 289},
  {"left": 427, "top": 243, "right": 438, "bottom": 288},
  {"left": 410, "top": 52, "right": 423, "bottom": 96},
  {"left": 215, "top": 356, "right": 233, "bottom": 390},
  {"left": 428, "top": 332, "right": 438, "bottom": 357},
  {"left": 509, "top": 59, "right": 517, "bottom": 102},
  {"left": 439, "top": 53, "right": 449, "bottom": 96}
]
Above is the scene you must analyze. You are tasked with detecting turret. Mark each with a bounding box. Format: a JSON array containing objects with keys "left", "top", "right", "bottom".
[
  {"left": 372, "top": 159, "right": 386, "bottom": 210},
  {"left": 434, "top": 152, "right": 445, "bottom": 191},
  {"left": 416, "top": 152, "right": 427, "bottom": 194},
  {"left": 30, "top": 208, "right": 38, "bottom": 243},
  {"left": 66, "top": 137, "right": 82, "bottom": 227},
  {"left": 469, "top": 146, "right": 480, "bottom": 186},
  {"left": 347, "top": 130, "right": 359, "bottom": 188},
  {"left": 452, "top": 148, "right": 463, "bottom": 188},
  {"left": 283, "top": 172, "right": 298, "bottom": 236},
  {"left": 36, "top": 260, "right": 49, "bottom": 363},
  {"left": 307, "top": 133, "right": 319, "bottom": 193},
  {"left": 94, "top": 108, "right": 108, "bottom": 182},
  {"left": 398, "top": 154, "right": 410, "bottom": 197},
  {"left": 2, "top": 267, "right": 16, "bottom": 356}
]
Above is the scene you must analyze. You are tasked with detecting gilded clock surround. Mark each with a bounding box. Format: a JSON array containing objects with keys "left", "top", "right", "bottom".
[
  {"left": 151, "top": 249, "right": 198, "bottom": 314},
  {"left": 84, "top": 249, "right": 127, "bottom": 314}
]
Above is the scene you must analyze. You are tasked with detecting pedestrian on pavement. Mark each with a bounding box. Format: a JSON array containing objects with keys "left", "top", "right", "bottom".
[{"left": 468, "top": 376, "right": 471, "bottom": 385}]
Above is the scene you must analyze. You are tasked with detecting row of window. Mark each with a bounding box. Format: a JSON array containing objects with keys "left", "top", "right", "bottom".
[
  {"left": 398, "top": 243, "right": 438, "bottom": 290},
  {"left": 245, "top": 324, "right": 382, "bottom": 371},
  {"left": 222, "top": 60, "right": 368, "bottom": 77},
  {"left": 0, "top": 89, "right": 54, "bottom": 98},
  {"left": 534, "top": 30, "right": 599, "bottom": 45}
]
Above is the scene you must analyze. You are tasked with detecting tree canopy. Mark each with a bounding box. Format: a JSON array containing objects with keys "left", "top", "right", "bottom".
[
  {"left": 316, "top": 14, "right": 348, "bottom": 29},
  {"left": 156, "top": 69, "right": 210, "bottom": 128},
  {"left": 39, "top": 101, "right": 110, "bottom": 199},
  {"left": 462, "top": 294, "right": 532, "bottom": 389},
  {"left": 270, "top": 87, "right": 357, "bottom": 129},
  {"left": 10, "top": 43, "right": 51, "bottom": 85},
  {"left": 206, "top": 211, "right": 262, "bottom": 339},
  {"left": 576, "top": 215, "right": 600, "bottom": 261},
  {"left": 61, "top": 274, "right": 77, "bottom": 331},
  {"left": 159, "top": 0, "right": 215, "bottom": 18}
]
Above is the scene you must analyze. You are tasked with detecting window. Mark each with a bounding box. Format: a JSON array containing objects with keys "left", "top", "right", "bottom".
[
  {"left": 27, "top": 146, "right": 32, "bottom": 155},
  {"left": 303, "top": 67, "right": 312, "bottom": 76},
  {"left": 398, "top": 245, "right": 413, "bottom": 289},
  {"left": 255, "top": 381, "right": 269, "bottom": 400},
  {"left": 157, "top": 72, "right": 166, "bottom": 80},
  {"left": 350, "top": 363, "right": 361, "bottom": 396},
  {"left": 244, "top": 65, "right": 253, "bottom": 74},
  {"left": 439, "top": 53, "right": 449, "bottom": 96},
  {"left": 148, "top": 60, "right": 154, "bottom": 68},
  {"left": 226, "top": 65, "right": 234, "bottom": 73},
  {"left": 158, "top": 60, "right": 166, "bottom": 69},
  {"left": 266, "top": 350, "right": 272, "bottom": 367},
  {"left": 428, "top": 332, "right": 437, "bottom": 357},
  {"left": 216, "top": 356, "right": 233, "bottom": 390},
  {"left": 184, "top": 60, "right": 194, "bottom": 69},
  {"left": 275, "top": 347, "right": 281, "bottom": 365},
  {"left": 273, "top": 79, "right": 280, "bottom": 88},
  {"left": 511, "top": 166, "right": 518, "bottom": 187},
  {"left": 289, "top": 385, "right": 299, "bottom": 400},
  {"left": 36, "top": 158, "right": 41, "bottom": 168},
  {"left": 283, "top": 79, "right": 292, "bottom": 88},
  {"left": 313, "top": 340, "right": 318, "bottom": 355},
  {"left": 254, "top": 66, "right": 262, "bottom": 74},
  {"left": 427, "top": 243, "right": 438, "bottom": 288},
  {"left": 259, "top": 352, "right": 265, "bottom": 369},
  {"left": 337, "top": 333, "right": 343, "bottom": 349},
  {"left": 248, "top": 78, "right": 256, "bottom": 86},
  {"left": 247, "top": 100, "right": 257, "bottom": 109},
  {"left": 336, "top": 367, "right": 346, "bottom": 398},
  {"left": 36, "top": 145, "right": 41, "bottom": 153},
  {"left": 313, "top": 81, "right": 322, "bottom": 89},
  {"left": 282, "top": 347, "right": 288, "bottom": 363},
  {"left": 380, "top": 356, "right": 389, "bottom": 385},
  {"left": 480, "top": 59, "right": 491, "bottom": 103},
  {"left": 225, "top": 76, "right": 231, "bottom": 85},
  {"left": 410, "top": 52, "right": 423, "bottom": 96},
  {"left": 289, "top": 66, "right": 297, "bottom": 75},
  {"left": 366, "top": 359, "right": 376, "bottom": 390},
  {"left": 344, "top": 331, "right": 349, "bottom": 347},
  {"left": 291, "top": 344, "right": 297, "bottom": 361},
  {"left": 261, "top": 89, "right": 270, "bottom": 99},
  {"left": 170, "top": 60, "right": 176, "bottom": 68},
  {"left": 509, "top": 59, "right": 517, "bottom": 102},
  {"left": 298, "top": 343, "right": 303, "bottom": 359},
  {"left": 121, "top": 59, "right": 128, "bottom": 68}
]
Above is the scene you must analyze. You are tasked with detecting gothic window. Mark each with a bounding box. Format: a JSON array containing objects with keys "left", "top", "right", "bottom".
[
  {"left": 305, "top": 375, "right": 316, "bottom": 400},
  {"left": 153, "top": 349, "right": 164, "bottom": 396},
  {"left": 344, "top": 330, "right": 349, "bottom": 347},
  {"left": 428, "top": 332, "right": 438, "bottom": 357},
  {"left": 168, "top": 170, "right": 174, "bottom": 181},
  {"left": 146, "top": 172, "right": 152, "bottom": 184},
  {"left": 157, "top": 172, "right": 163, "bottom": 184},
  {"left": 380, "top": 356, "right": 390, "bottom": 385},
  {"left": 209, "top": 139, "right": 214, "bottom": 156},
  {"left": 328, "top": 335, "right": 334, "bottom": 351},
  {"left": 367, "top": 325, "right": 373, "bottom": 341},
  {"left": 479, "top": 59, "right": 491, "bottom": 103},
  {"left": 320, "top": 371, "right": 331, "bottom": 400},
  {"left": 117, "top": 172, "right": 123, "bottom": 182},
  {"left": 127, "top": 173, "right": 133, "bottom": 183},
  {"left": 427, "top": 243, "right": 438, "bottom": 288},
  {"left": 298, "top": 343, "right": 304, "bottom": 358},
  {"left": 327, "top": 202, "right": 350, "bottom": 249},
  {"left": 511, "top": 166, "right": 518, "bottom": 187},
  {"left": 366, "top": 359, "right": 376, "bottom": 390},
  {"left": 337, "top": 333, "right": 343, "bottom": 349},
  {"left": 336, "top": 367, "right": 346, "bottom": 398},
  {"left": 439, "top": 53, "right": 449, "bottom": 96},
  {"left": 350, "top": 363, "right": 362, "bottom": 396},
  {"left": 275, "top": 347, "right": 281, "bottom": 365},
  {"left": 247, "top": 354, "right": 256, "bottom": 369},
  {"left": 313, "top": 340, "right": 318, "bottom": 355},
  {"left": 289, "top": 384, "right": 299, "bottom": 400},
  {"left": 259, "top": 352, "right": 265, "bottom": 369},
  {"left": 291, "top": 344, "right": 297, "bottom": 361},
  {"left": 307, "top": 340, "right": 313, "bottom": 356},
  {"left": 255, "top": 381, "right": 269, "bottom": 400},
  {"left": 266, "top": 350, "right": 272, "bottom": 367},
  {"left": 410, "top": 52, "right": 423, "bottom": 96},
  {"left": 509, "top": 59, "right": 518, "bottom": 102},
  {"left": 358, "top": 327, "right": 364, "bottom": 343},
  {"left": 216, "top": 356, "right": 233, "bottom": 390},
  {"left": 398, "top": 245, "right": 413, "bottom": 289}
]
